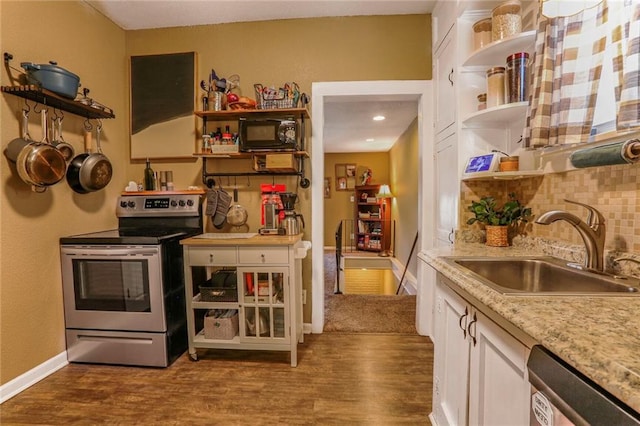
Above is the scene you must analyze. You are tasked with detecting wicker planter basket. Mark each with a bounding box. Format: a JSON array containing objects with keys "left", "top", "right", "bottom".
[{"left": 485, "top": 225, "right": 509, "bottom": 247}]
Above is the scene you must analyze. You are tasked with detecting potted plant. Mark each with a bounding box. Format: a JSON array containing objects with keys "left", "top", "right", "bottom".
[{"left": 467, "top": 193, "right": 532, "bottom": 246}]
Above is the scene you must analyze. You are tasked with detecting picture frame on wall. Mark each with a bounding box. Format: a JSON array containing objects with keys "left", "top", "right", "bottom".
[
  {"left": 130, "top": 51, "right": 197, "bottom": 159},
  {"left": 324, "top": 177, "right": 331, "bottom": 198},
  {"left": 335, "top": 163, "right": 356, "bottom": 191}
]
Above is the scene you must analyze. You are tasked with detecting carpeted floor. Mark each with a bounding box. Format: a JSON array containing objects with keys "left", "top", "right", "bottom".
[{"left": 323, "top": 252, "right": 417, "bottom": 334}]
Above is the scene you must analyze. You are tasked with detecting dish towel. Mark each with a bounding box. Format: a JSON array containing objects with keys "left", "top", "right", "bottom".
[
  {"left": 214, "top": 188, "right": 231, "bottom": 229},
  {"left": 570, "top": 139, "right": 640, "bottom": 168},
  {"left": 205, "top": 189, "right": 218, "bottom": 216}
]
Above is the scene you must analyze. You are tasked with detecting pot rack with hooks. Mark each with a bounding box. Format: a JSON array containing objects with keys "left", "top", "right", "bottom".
[
  {"left": 204, "top": 170, "right": 310, "bottom": 191},
  {"left": 2, "top": 52, "right": 115, "bottom": 120}
]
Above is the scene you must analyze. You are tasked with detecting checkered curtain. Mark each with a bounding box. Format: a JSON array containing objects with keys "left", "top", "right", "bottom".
[
  {"left": 524, "top": 1, "right": 609, "bottom": 148},
  {"left": 611, "top": 0, "right": 640, "bottom": 131}
]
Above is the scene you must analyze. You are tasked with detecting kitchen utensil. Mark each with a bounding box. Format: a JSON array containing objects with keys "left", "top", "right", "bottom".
[
  {"left": 20, "top": 61, "right": 80, "bottom": 99},
  {"left": 12, "top": 109, "right": 67, "bottom": 192},
  {"left": 226, "top": 188, "right": 248, "bottom": 227},
  {"left": 50, "top": 115, "right": 75, "bottom": 162},
  {"left": 66, "top": 124, "right": 113, "bottom": 194},
  {"left": 280, "top": 212, "right": 304, "bottom": 235}
]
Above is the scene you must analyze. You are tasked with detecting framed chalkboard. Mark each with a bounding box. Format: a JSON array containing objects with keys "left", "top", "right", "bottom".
[{"left": 130, "top": 51, "right": 197, "bottom": 159}]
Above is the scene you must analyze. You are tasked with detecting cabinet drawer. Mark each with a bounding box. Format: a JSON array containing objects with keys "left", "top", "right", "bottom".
[
  {"left": 238, "top": 247, "right": 289, "bottom": 264},
  {"left": 188, "top": 247, "right": 237, "bottom": 265}
]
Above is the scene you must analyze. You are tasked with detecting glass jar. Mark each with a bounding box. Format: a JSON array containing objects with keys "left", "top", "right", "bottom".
[
  {"left": 477, "top": 93, "right": 487, "bottom": 111},
  {"left": 491, "top": 0, "right": 522, "bottom": 41},
  {"left": 506, "top": 52, "right": 530, "bottom": 103},
  {"left": 486, "top": 67, "right": 506, "bottom": 108},
  {"left": 472, "top": 18, "right": 492, "bottom": 51}
]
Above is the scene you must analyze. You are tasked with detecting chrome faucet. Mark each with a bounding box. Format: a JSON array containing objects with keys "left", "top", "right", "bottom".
[{"left": 535, "top": 200, "right": 606, "bottom": 272}]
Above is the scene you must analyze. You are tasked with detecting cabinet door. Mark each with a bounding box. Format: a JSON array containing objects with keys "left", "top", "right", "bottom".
[
  {"left": 434, "top": 31, "right": 456, "bottom": 135},
  {"left": 432, "top": 0, "right": 458, "bottom": 53},
  {"left": 238, "top": 267, "right": 289, "bottom": 342},
  {"left": 435, "top": 131, "right": 458, "bottom": 247},
  {"left": 468, "top": 311, "right": 531, "bottom": 426},
  {"left": 433, "top": 281, "right": 470, "bottom": 426}
]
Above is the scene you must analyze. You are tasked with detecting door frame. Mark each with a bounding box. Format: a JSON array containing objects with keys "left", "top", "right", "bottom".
[{"left": 310, "top": 80, "right": 435, "bottom": 334}]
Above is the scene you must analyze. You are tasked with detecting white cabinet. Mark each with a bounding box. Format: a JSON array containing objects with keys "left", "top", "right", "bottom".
[
  {"left": 434, "top": 30, "right": 457, "bottom": 135},
  {"left": 182, "top": 240, "right": 304, "bottom": 366},
  {"left": 435, "top": 130, "right": 458, "bottom": 247},
  {"left": 432, "top": 274, "right": 530, "bottom": 426},
  {"left": 432, "top": 0, "right": 458, "bottom": 53}
]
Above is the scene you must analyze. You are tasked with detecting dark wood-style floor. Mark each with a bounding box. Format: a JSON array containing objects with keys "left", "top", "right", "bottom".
[{"left": 1, "top": 333, "right": 433, "bottom": 425}]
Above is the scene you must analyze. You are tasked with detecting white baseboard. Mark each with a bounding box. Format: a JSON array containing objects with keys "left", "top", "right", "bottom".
[
  {"left": 303, "top": 323, "right": 313, "bottom": 334},
  {"left": 390, "top": 257, "right": 417, "bottom": 294},
  {"left": 0, "top": 351, "right": 68, "bottom": 403}
]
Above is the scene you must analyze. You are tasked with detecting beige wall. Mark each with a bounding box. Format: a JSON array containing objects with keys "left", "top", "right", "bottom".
[
  {"left": 389, "top": 118, "right": 419, "bottom": 277},
  {"left": 1, "top": 1, "right": 128, "bottom": 384},
  {"left": 1, "top": 4, "right": 431, "bottom": 385},
  {"left": 323, "top": 152, "right": 390, "bottom": 245}
]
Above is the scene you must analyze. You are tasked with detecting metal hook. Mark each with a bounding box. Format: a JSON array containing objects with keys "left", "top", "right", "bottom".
[
  {"left": 234, "top": 176, "right": 237, "bottom": 188},
  {"left": 33, "top": 103, "right": 43, "bottom": 113},
  {"left": 96, "top": 119, "right": 103, "bottom": 131},
  {"left": 83, "top": 119, "right": 93, "bottom": 131},
  {"left": 226, "top": 175, "right": 231, "bottom": 187},
  {"left": 23, "top": 99, "right": 32, "bottom": 113},
  {"left": 246, "top": 175, "right": 251, "bottom": 187}
]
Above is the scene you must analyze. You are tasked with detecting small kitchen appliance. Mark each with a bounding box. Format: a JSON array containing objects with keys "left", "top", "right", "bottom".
[
  {"left": 259, "top": 185, "right": 285, "bottom": 235},
  {"left": 238, "top": 117, "right": 298, "bottom": 152},
  {"left": 59, "top": 193, "right": 203, "bottom": 367},
  {"left": 279, "top": 192, "right": 304, "bottom": 235}
]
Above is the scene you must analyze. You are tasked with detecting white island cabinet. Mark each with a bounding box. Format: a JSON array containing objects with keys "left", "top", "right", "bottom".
[
  {"left": 181, "top": 234, "right": 308, "bottom": 366},
  {"left": 432, "top": 274, "right": 531, "bottom": 426}
]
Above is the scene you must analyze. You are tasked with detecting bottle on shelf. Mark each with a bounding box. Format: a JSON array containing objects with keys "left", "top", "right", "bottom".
[{"left": 144, "top": 158, "right": 155, "bottom": 191}]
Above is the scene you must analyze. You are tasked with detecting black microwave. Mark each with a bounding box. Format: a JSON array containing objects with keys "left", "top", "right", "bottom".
[{"left": 238, "top": 118, "right": 298, "bottom": 152}]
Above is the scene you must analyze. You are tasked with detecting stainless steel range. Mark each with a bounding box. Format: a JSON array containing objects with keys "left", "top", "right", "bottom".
[{"left": 59, "top": 193, "right": 202, "bottom": 367}]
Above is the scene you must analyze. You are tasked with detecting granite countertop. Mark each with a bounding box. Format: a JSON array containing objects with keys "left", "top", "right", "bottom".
[{"left": 421, "top": 242, "right": 640, "bottom": 414}]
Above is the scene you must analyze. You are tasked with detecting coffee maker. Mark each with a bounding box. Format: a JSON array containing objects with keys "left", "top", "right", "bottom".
[
  {"left": 259, "top": 191, "right": 283, "bottom": 235},
  {"left": 279, "top": 192, "right": 304, "bottom": 235}
]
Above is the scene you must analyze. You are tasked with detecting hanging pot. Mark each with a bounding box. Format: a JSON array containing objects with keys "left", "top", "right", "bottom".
[
  {"left": 66, "top": 125, "right": 113, "bottom": 194},
  {"left": 50, "top": 115, "right": 75, "bottom": 162},
  {"left": 5, "top": 109, "right": 33, "bottom": 162},
  {"left": 10, "top": 109, "right": 66, "bottom": 192}
]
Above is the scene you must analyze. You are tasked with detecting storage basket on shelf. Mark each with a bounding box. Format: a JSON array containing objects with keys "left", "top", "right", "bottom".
[
  {"left": 254, "top": 82, "right": 299, "bottom": 109},
  {"left": 199, "top": 270, "right": 238, "bottom": 302},
  {"left": 204, "top": 309, "right": 239, "bottom": 340}
]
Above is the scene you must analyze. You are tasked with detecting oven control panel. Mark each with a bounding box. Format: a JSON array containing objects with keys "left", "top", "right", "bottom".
[{"left": 117, "top": 195, "right": 201, "bottom": 217}]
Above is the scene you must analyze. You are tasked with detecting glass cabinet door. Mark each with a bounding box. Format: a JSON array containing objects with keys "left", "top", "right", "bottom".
[{"left": 239, "top": 268, "right": 288, "bottom": 341}]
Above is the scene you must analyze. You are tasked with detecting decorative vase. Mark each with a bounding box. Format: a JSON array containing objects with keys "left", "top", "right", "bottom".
[{"left": 485, "top": 225, "right": 509, "bottom": 247}]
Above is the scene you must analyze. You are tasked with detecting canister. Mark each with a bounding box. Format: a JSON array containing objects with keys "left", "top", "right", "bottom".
[
  {"left": 491, "top": 0, "right": 522, "bottom": 41},
  {"left": 486, "top": 67, "right": 506, "bottom": 108},
  {"left": 472, "top": 18, "right": 492, "bottom": 51},
  {"left": 499, "top": 156, "right": 519, "bottom": 171},
  {"left": 477, "top": 93, "right": 487, "bottom": 111},
  {"left": 506, "top": 52, "right": 530, "bottom": 103}
]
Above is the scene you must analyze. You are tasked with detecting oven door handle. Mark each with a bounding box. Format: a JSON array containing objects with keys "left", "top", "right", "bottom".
[{"left": 62, "top": 248, "right": 159, "bottom": 257}]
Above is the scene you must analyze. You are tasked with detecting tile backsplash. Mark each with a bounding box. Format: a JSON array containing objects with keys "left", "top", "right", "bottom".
[{"left": 461, "top": 163, "right": 640, "bottom": 253}]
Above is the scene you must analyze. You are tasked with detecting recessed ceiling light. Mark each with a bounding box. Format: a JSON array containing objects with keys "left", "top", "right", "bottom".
[
  {"left": 373, "top": 115, "right": 385, "bottom": 121},
  {"left": 366, "top": 138, "right": 375, "bottom": 142}
]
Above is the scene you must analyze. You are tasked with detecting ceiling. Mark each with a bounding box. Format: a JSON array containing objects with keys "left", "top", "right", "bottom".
[{"left": 86, "top": 0, "right": 433, "bottom": 152}]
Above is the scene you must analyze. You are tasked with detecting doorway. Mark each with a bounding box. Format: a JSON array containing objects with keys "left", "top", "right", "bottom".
[{"left": 310, "top": 80, "right": 434, "bottom": 334}]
